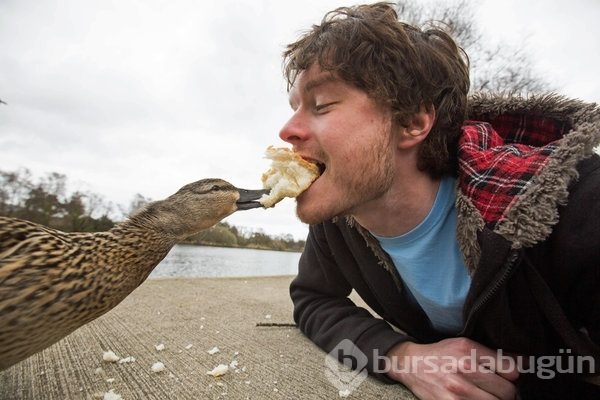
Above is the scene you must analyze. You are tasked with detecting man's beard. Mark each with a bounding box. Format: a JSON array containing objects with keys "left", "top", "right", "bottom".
[{"left": 296, "top": 132, "right": 395, "bottom": 225}]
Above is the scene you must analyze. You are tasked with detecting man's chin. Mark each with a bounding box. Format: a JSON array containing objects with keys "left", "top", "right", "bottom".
[
  {"left": 295, "top": 209, "right": 324, "bottom": 225},
  {"left": 295, "top": 201, "right": 338, "bottom": 225}
]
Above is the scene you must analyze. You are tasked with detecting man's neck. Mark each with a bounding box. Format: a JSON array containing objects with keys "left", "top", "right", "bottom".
[{"left": 352, "top": 171, "right": 441, "bottom": 238}]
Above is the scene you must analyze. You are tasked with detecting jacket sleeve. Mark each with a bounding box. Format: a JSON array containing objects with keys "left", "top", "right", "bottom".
[
  {"left": 290, "top": 223, "right": 411, "bottom": 381},
  {"left": 534, "top": 155, "right": 600, "bottom": 372},
  {"left": 567, "top": 157, "right": 600, "bottom": 364}
]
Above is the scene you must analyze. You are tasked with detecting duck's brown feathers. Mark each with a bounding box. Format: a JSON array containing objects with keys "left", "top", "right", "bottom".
[{"left": 0, "top": 178, "right": 264, "bottom": 370}]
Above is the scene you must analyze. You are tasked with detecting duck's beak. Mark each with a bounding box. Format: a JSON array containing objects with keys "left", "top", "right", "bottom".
[{"left": 236, "top": 188, "right": 269, "bottom": 210}]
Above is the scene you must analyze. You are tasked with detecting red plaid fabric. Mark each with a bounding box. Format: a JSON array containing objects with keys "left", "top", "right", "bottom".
[
  {"left": 480, "top": 113, "right": 568, "bottom": 146},
  {"left": 458, "top": 115, "right": 566, "bottom": 227}
]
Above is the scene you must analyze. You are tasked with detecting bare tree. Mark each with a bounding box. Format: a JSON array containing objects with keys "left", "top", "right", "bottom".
[
  {"left": 396, "top": 0, "right": 552, "bottom": 94},
  {"left": 0, "top": 168, "right": 33, "bottom": 216},
  {"left": 128, "top": 193, "right": 152, "bottom": 215},
  {"left": 82, "top": 191, "right": 113, "bottom": 219},
  {"left": 0, "top": 168, "right": 116, "bottom": 231}
]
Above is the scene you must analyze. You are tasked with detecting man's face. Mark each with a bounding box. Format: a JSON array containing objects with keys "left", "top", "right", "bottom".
[{"left": 279, "top": 64, "right": 396, "bottom": 224}]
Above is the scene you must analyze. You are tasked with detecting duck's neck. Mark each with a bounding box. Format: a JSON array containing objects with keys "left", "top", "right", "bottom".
[
  {"left": 102, "top": 223, "right": 177, "bottom": 288},
  {"left": 125, "top": 202, "right": 194, "bottom": 241}
]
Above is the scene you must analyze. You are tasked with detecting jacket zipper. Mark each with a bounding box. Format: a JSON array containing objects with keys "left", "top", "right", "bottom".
[{"left": 459, "top": 250, "right": 521, "bottom": 336}]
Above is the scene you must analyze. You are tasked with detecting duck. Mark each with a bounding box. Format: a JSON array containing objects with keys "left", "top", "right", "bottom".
[{"left": 0, "top": 178, "right": 266, "bottom": 370}]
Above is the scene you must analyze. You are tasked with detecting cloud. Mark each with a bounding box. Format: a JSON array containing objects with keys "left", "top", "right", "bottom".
[{"left": 1, "top": 0, "right": 598, "bottom": 241}]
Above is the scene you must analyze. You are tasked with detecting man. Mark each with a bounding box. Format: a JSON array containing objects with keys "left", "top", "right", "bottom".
[{"left": 278, "top": 3, "right": 600, "bottom": 399}]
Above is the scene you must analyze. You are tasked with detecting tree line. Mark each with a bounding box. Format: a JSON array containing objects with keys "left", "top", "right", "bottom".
[
  {"left": 183, "top": 222, "right": 305, "bottom": 252},
  {"left": 0, "top": 168, "right": 305, "bottom": 252}
]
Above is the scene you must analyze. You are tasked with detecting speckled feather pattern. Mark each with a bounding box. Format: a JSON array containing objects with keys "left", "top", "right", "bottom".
[
  {"left": 0, "top": 217, "right": 174, "bottom": 370},
  {"left": 0, "top": 178, "right": 247, "bottom": 370}
]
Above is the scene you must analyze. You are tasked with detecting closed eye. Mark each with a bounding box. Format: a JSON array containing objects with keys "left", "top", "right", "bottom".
[{"left": 314, "top": 102, "right": 338, "bottom": 113}]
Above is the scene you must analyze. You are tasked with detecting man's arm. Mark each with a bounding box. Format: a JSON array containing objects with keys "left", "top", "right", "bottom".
[
  {"left": 291, "top": 228, "right": 520, "bottom": 398},
  {"left": 290, "top": 224, "right": 410, "bottom": 379}
]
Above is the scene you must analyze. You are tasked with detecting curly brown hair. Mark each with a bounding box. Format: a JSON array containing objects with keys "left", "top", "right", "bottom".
[{"left": 283, "top": 2, "right": 470, "bottom": 178}]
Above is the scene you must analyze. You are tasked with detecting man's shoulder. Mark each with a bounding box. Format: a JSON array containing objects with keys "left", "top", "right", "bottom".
[{"left": 560, "top": 153, "right": 600, "bottom": 226}]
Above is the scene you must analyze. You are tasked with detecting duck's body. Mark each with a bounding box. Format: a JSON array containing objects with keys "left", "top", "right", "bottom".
[{"left": 0, "top": 178, "right": 265, "bottom": 370}]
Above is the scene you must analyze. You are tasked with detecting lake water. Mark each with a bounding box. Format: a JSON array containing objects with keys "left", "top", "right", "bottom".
[{"left": 149, "top": 244, "right": 302, "bottom": 278}]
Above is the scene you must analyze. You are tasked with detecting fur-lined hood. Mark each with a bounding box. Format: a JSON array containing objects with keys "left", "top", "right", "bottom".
[
  {"left": 457, "top": 93, "right": 600, "bottom": 270},
  {"left": 347, "top": 92, "right": 600, "bottom": 273}
]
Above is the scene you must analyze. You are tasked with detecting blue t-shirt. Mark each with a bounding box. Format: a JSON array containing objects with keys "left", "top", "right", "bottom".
[{"left": 373, "top": 177, "right": 471, "bottom": 334}]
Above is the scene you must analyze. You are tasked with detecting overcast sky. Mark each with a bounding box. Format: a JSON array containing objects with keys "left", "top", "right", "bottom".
[{"left": 1, "top": 0, "right": 599, "bottom": 240}]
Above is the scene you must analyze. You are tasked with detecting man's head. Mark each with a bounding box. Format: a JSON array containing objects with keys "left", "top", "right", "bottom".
[{"left": 283, "top": 2, "right": 470, "bottom": 178}]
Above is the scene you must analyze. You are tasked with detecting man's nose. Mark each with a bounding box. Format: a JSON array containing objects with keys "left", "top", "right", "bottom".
[{"left": 279, "top": 111, "right": 310, "bottom": 144}]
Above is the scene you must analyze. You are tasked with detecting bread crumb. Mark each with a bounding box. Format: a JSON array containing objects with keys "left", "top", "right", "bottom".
[
  {"left": 151, "top": 362, "right": 165, "bottom": 373},
  {"left": 102, "top": 351, "right": 120, "bottom": 363},
  {"left": 207, "top": 346, "right": 220, "bottom": 355},
  {"left": 103, "top": 389, "right": 123, "bottom": 400},
  {"left": 206, "top": 364, "right": 228, "bottom": 377},
  {"left": 185, "top": 344, "right": 193, "bottom": 350},
  {"left": 155, "top": 343, "right": 165, "bottom": 351},
  {"left": 118, "top": 356, "right": 136, "bottom": 364}
]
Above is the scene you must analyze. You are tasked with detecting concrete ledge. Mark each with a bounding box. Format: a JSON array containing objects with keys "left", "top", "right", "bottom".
[{"left": 0, "top": 276, "right": 415, "bottom": 399}]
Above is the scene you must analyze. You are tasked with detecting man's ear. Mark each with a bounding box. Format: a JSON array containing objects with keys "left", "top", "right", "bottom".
[{"left": 397, "top": 105, "right": 436, "bottom": 149}]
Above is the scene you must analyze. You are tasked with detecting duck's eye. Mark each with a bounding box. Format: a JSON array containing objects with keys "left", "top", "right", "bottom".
[{"left": 211, "top": 185, "right": 221, "bottom": 191}]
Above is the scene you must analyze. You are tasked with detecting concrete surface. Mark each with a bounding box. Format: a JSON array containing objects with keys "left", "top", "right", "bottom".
[{"left": 0, "top": 276, "right": 416, "bottom": 400}]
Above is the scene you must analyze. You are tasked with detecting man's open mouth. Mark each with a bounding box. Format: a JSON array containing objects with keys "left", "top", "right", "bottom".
[
  {"left": 316, "top": 162, "right": 326, "bottom": 176},
  {"left": 302, "top": 156, "right": 326, "bottom": 177}
]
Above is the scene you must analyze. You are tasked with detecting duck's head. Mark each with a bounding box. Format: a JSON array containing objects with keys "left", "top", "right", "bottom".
[{"left": 129, "top": 178, "right": 267, "bottom": 239}]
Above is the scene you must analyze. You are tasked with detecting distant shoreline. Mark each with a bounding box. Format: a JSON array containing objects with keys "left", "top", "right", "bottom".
[{"left": 179, "top": 238, "right": 304, "bottom": 253}]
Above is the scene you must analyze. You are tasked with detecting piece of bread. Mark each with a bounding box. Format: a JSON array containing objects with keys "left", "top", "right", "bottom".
[{"left": 259, "top": 146, "right": 320, "bottom": 207}]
